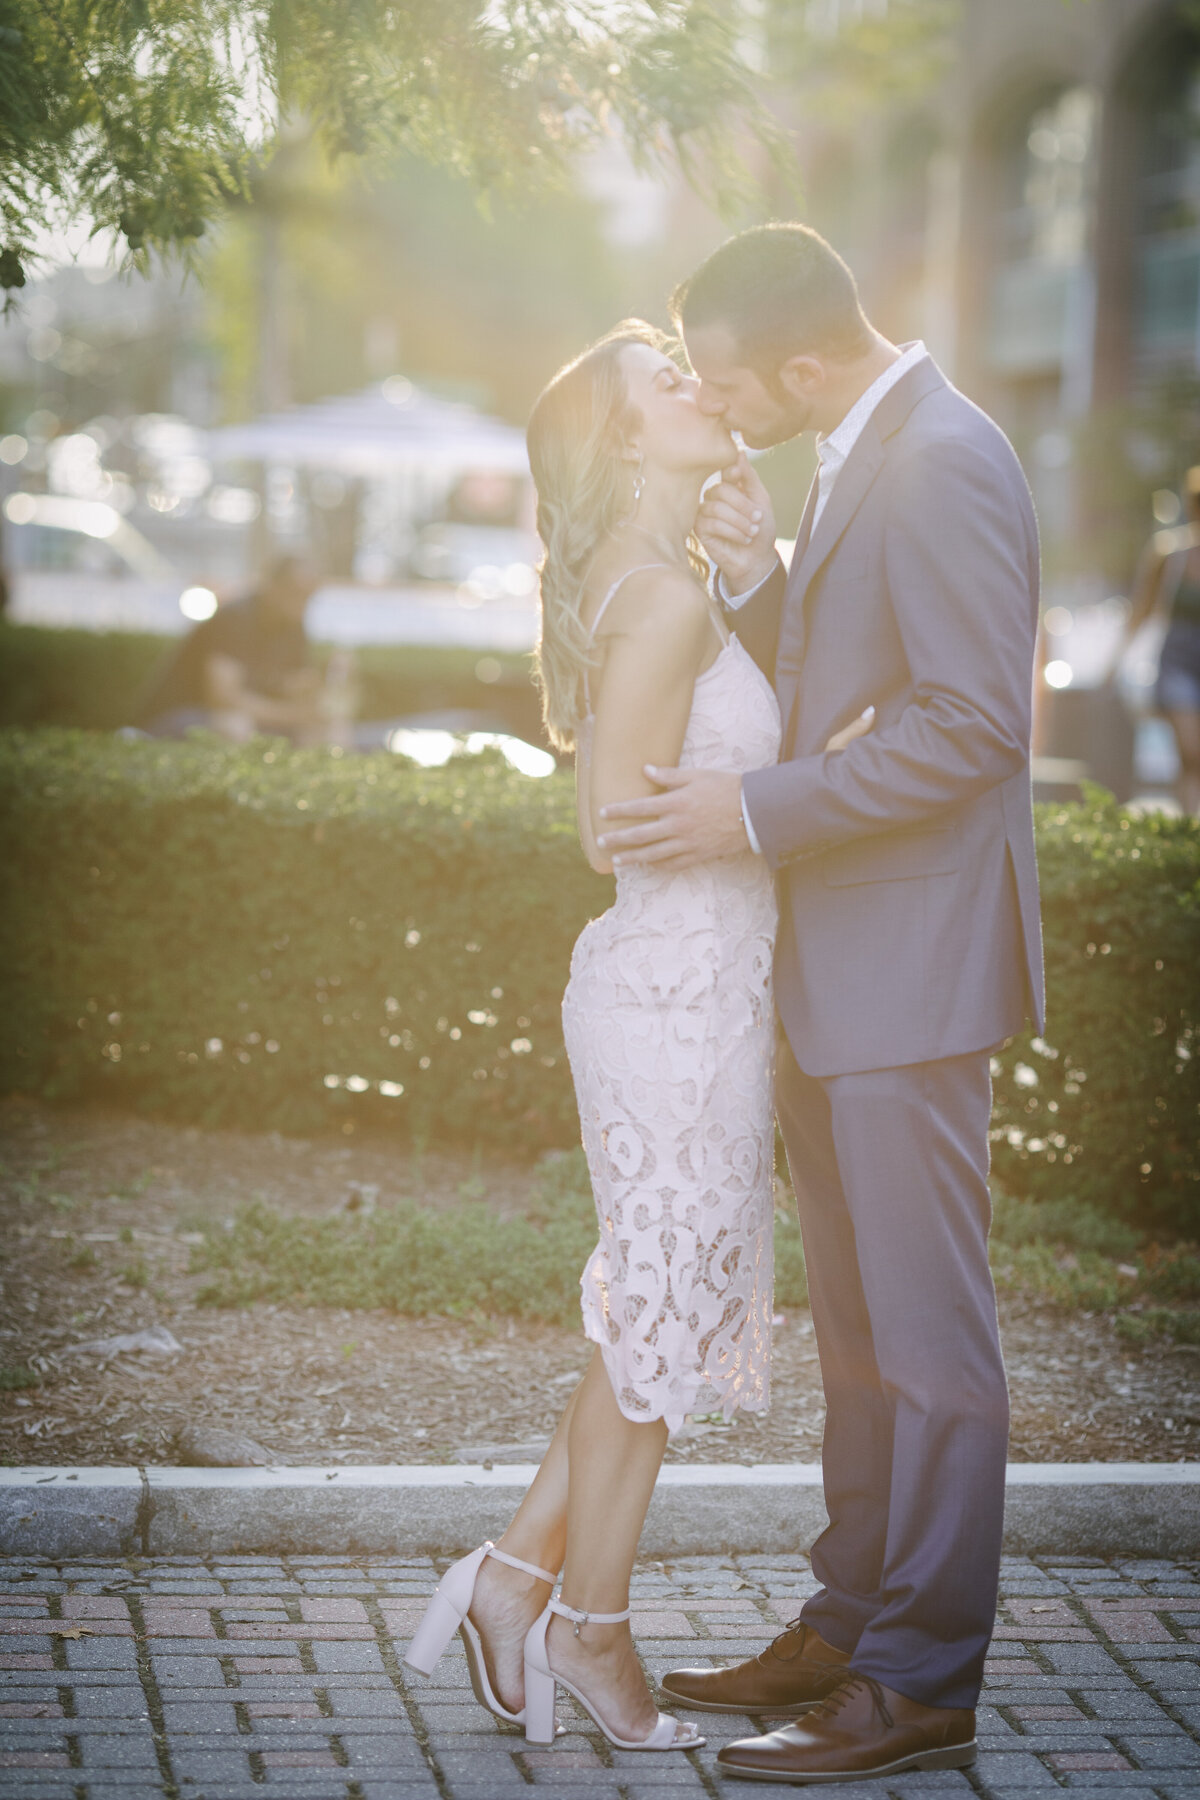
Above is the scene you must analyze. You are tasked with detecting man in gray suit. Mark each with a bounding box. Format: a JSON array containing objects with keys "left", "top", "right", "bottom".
[{"left": 595, "top": 224, "right": 1044, "bottom": 1783}]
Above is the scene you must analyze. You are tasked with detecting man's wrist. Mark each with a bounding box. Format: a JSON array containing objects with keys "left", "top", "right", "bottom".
[
  {"left": 718, "top": 554, "right": 781, "bottom": 610},
  {"left": 742, "top": 551, "right": 781, "bottom": 592}
]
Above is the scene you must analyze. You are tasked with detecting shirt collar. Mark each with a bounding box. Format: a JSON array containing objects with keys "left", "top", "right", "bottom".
[{"left": 816, "top": 340, "right": 929, "bottom": 468}]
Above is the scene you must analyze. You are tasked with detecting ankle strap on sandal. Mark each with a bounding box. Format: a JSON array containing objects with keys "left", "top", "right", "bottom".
[
  {"left": 549, "top": 1596, "right": 631, "bottom": 1637},
  {"left": 483, "top": 1542, "right": 557, "bottom": 1585}
]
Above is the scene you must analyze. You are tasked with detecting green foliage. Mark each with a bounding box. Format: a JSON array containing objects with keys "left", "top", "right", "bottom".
[
  {"left": 765, "top": 0, "right": 959, "bottom": 115},
  {"left": 990, "top": 789, "right": 1200, "bottom": 1235},
  {"left": 0, "top": 623, "right": 541, "bottom": 742},
  {"left": 0, "top": 1, "right": 793, "bottom": 294},
  {"left": 193, "top": 1149, "right": 599, "bottom": 1321},
  {"left": 990, "top": 1188, "right": 1200, "bottom": 1344},
  {"left": 0, "top": 625, "right": 165, "bottom": 730},
  {"left": 774, "top": 1209, "right": 809, "bottom": 1311},
  {"left": 187, "top": 1146, "right": 1198, "bottom": 1343},
  {"left": 192, "top": 1144, "right": 811, "bottom": 1322},
  {"left": 1070, "top": 374, "right": 1200, "bottom": 584},
  {"left": 990, "top": 1191, "right": 1142, "bottom": 1261},
  {"left": 0, "top": 1365, "right": 39, "bottom": 1391},
  {"left": 1115, "top": 1307, "right": 1200, "bottom": 1347},
  {"left": 205, "top": 142, "right": 627, "bottom": 423},
  {"left": 2, "top": 735, "right": 1198, "bottom": 1238},
  {"left": 0, "top": 726, "right": 605, "bottom": 1149}
]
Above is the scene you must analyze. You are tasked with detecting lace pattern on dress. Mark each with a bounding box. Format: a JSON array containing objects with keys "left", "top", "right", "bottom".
[{"left": 563, "top": 616, "right": 782, "bottom": 1433}]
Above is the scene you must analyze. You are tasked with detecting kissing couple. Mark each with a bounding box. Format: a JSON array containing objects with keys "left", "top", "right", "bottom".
[{"left": 407, "top": 222, "right": 1044, "bottom": 1786}]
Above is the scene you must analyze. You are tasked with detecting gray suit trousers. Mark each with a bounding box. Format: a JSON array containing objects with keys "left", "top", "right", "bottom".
[{"left": 777, "top": 1040, "right": 1009, "bottom": 1710}]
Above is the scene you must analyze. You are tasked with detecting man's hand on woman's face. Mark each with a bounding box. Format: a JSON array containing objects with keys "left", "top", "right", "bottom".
[{"left": 696, "top": 450, "right": 779, "bottom": 597}]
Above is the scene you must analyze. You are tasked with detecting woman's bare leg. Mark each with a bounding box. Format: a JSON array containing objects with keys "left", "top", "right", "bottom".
[
  {"left": 546, "top": 1350, "right": 684, "bottom": 1742},
  {"left": 467, "top": 1380, "right": 579, "bottom": 1711},
  {"left": 467, "top": 1348, "right": 677, "bottom": 1738}
]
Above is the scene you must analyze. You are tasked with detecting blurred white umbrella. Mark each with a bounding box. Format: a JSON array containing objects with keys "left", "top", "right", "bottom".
[{"left": 205, "top": 377, "right": 530, "bottom": 478}]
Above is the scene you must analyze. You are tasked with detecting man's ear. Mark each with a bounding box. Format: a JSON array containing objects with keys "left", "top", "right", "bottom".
[{"left": 777, "top": 354, "right": 824, "bottom": 404}]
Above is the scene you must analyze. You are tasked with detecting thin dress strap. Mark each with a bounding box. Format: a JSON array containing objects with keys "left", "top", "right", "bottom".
[{"left": 582, "top": 563, "right": 676, "bottom": 713}]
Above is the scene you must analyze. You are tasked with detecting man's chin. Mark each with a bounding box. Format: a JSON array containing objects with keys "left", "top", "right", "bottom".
[{"left": 740, "top": 423, "right": 809, "bottom": 451}]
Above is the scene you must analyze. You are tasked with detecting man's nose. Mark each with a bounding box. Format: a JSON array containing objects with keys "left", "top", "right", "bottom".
[{"left": 696, "top": 384, "right": 726, "bottom": 416}]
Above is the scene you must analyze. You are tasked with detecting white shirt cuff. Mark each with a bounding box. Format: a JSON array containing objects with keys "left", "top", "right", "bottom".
[
  {"left": 717, "top": 564, "right": 777, "bottom": 611},
  {"left": 740, "top": 782, "right": 762, "bottom": 855}
]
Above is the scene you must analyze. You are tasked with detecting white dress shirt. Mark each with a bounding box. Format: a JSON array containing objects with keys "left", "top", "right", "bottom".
[
  {"left": 807, "top": 340, "right": 927, "bottom": 533},
  {"left": 735, "top": 341, "right": 929, "bottom": 854}
]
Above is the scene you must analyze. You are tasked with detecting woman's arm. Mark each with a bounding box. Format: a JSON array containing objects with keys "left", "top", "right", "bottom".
[{"left": 582, "top": 569, "right": 715, "bottom": 871}]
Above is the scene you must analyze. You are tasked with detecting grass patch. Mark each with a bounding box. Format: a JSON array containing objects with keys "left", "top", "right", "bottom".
[
  {"left": 1115, "top": 1308, "right": 1200, "bottom": 1347},
  {"left": 188, "top": 1154, "right": 1197, "bottom": 1344},
  {"left": 192, "top": 1151, "right": 599, "bottom": 1325},
  {"left": 192, "top": 1150, "right": 812, "bottom": 1325},
  {"left": 990, "top": 1189, "right": 1200, "bottom": 1342},
  {"left": 0, "top": 1366, "right": 39, "bottom": 1391},
  {"left": 991, "top": 1192, "right": 1142, "bottom": 1260}
]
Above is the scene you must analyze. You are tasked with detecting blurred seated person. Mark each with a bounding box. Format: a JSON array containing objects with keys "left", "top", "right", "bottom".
[
  {"left": 138, "top": 555, "right": 353, "bottom": 745},
  {"left": 1106, "top": 466, "right": 1200, "bottom": 815}
]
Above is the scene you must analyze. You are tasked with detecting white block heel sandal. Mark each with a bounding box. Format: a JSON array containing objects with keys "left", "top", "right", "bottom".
[
  {"left": 404, "top": 1542, "right": 556, "bottom": 1725},
  {"left": 522, "top": 1598, "right": 705, "bottom": 1751}
]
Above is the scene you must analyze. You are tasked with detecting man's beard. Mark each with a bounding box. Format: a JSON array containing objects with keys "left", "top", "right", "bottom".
[{"left": 741, "top": 393, "right": 814, "bottom": 450}]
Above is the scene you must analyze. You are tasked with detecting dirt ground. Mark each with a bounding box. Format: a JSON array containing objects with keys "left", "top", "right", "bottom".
[{"left": 1, "top": 1094, "right": 1197, "bottom": 1467}]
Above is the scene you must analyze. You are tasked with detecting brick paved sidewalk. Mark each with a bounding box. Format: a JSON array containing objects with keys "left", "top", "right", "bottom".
[{"left": 1, "top": 1551, "right": 1199, "bottom": 1800}]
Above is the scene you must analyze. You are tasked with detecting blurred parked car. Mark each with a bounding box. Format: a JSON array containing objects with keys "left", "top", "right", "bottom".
[
  {"left": 3, "top": 493, "right": 219, "bottom": 633},
  {"left": 408, "top": 522, "right": 539, "bottom": 597},
  {"left": 2, "top": 493, "right": 538, "bottom": 650}
]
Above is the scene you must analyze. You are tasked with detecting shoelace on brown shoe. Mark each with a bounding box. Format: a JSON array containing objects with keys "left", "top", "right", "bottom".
[
  {"left": 761, "top": 1619, "right": 848, "bottom": 1693},
  {"left": 808, "top": 1671, "right": 895, "bottom": 1730}
]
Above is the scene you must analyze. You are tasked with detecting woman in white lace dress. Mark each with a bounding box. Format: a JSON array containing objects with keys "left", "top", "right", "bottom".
[{"left": 407, "top": 322, "right": 862, "bottom": 1755}]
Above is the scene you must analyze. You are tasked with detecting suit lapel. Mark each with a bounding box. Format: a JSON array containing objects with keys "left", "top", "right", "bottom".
[
  {"left": 788, "top": 430, "right": 885, "bottom": 610},
  {"left": 786, "top": 356, "right": 948, "bottom": 618},
  {"left": 774, "top": 354, "right": 948, "bottom": 750},
  {"left": 788, "top": 470, "right": 821, "bottom": 579},
  {"left": 773, "top": 473, "right": 819, "bottom": 748},
  {"left": 775, "top": 428, "right": 884, "bottom": 735}
]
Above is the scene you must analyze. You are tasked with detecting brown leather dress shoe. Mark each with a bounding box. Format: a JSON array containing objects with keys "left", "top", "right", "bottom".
[
  {"left": 716, "top": 1672, "right": 976, "bottom": 1783},
  {"left": 660, "top": 1618, "right": 851, "bottom": 1716}
]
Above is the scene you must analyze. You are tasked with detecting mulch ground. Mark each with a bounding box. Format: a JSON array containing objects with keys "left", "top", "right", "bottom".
[{"left": 1, "top": 1094, "right": 1198, "bottom": 1467}]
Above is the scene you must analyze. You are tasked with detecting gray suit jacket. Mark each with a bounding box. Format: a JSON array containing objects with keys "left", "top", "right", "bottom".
[{"left": 738, "top": 356, "right": 1046, "bottom": 1077}]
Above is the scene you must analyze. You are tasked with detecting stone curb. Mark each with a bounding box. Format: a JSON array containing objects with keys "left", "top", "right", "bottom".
[{"left": 2, "top": 1462, "right": 1197, "bottom": 1561}]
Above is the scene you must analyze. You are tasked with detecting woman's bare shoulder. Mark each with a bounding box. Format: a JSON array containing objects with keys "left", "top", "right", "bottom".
[{"left": 588, "top": 561, "right": 711, "bottom": 645}]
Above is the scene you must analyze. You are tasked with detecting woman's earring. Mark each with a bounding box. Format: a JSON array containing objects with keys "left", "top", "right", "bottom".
[{"left": 631, "top": 454, "right": 646, "bottom": 512}]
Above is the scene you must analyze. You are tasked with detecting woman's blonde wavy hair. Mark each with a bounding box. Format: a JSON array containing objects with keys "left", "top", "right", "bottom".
[{"left": 527, "top": 319, "right": 679, "bottom": 752}]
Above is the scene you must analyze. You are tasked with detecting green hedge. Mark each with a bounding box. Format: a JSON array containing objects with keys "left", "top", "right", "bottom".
[
  {"left": 1, "top": 728, "right": 602, "bottom": 1150},
  {"left": 2, "top": 733, "right": 1198, "bottom": 1230},
  {"left": 0, "top": 621, "right": 542, "bottom": 741},
  {"left": 989, "top": 789, "right": 1200, "bottom": 1233}
]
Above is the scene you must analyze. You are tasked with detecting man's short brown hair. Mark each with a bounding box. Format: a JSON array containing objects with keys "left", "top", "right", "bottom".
[{"left": 669, "top": 223, "right": 873, "bottom": 383}]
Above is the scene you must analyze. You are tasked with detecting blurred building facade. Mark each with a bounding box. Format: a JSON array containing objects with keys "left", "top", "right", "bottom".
[{"left": 803, "top": 0, "right": 1200, "bottom": 588}]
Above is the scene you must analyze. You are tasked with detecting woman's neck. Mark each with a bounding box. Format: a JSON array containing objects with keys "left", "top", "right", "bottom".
[{"left": 619, "top": 472, "right": 707, "bottom": 564}]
